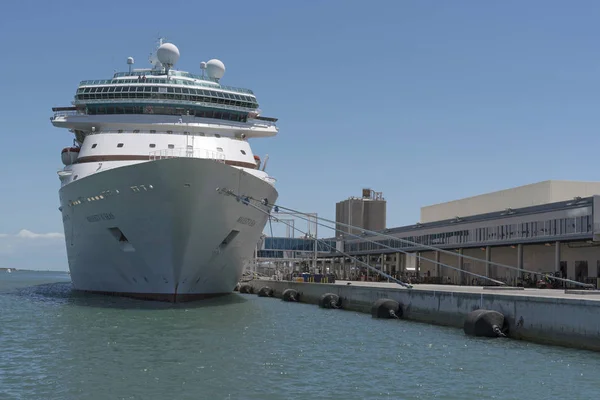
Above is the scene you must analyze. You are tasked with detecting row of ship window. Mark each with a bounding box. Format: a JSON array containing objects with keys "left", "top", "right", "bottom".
[
  {"left": 76, "top": 86, "right": 257, "bottom": 109},
  {"left": 89, "top": 142, "right": 247, "bottom": 155},
  {"left": 344, "top": 215, "right": 593, "bottom": 253},
  {"left": 78, "top": 85, "right": 256, "bottom": 102},
  {"left": 86, "top": 105, "right": 249, "bottom": 122}
]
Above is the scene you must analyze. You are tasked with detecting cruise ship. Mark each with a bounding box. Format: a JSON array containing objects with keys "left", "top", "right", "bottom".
[{"left": 50, "top": 40, "right": 279, "bottom": 301}]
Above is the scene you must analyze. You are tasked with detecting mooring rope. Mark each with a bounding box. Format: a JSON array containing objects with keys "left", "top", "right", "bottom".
[
  {"left": 220, "top": 189, "right": 593, "bottom": 289},
  {"left": 217, "top": 188, "right": 412, "bottom": 288},
  {"left": 270, "top": 205, "right": 507, "bottom": 286},
  {"left": 219, "top": 189, "right": 505, "bottom": 286}
]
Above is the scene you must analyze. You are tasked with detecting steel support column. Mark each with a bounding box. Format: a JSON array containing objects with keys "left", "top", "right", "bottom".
[
  {"left": 485, "top": 246, "right": 491, "bottom": 279},
  {"left": 554, "top": 241, "right": 561, "bottom": 274},
  {"left": 458, "top": 249, "right": 464, "bottom": 285},
  {"left": 517, "top": 243, "right": 524, "bottom": 283}
]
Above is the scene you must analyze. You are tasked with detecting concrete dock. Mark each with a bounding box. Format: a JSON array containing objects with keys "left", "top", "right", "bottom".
[{"left": 243, "top": 279, "right": 600, "bottom": 352}]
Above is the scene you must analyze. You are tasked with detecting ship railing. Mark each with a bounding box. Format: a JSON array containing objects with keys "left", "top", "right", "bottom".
[
  {"left": 53, "top": 110, "right": 85, "bottom": 118},
  {"left": 149, "top": 148, "right": 226, "bottom": 163},
  {"left": 80, "top": 74, "right": 255, "bottom": 95},
  {"left": 113, "top": 70, "right": 220, "bottom": 81},
  {"left": 72, "top": 98, "right": 256, "bottom": 113}
]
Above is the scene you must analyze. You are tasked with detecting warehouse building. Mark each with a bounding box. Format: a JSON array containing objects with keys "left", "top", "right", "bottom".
[{"left": 329, "top": 181, "right": 600, "bottom": 286}]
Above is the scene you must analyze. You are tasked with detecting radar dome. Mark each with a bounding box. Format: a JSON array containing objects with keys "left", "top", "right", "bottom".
[
  {"left": 206, "top": 59, "right": 225, "bottom": 80},
  {"left": 156, "top": 43, "right": 180, "bottom": 67}
]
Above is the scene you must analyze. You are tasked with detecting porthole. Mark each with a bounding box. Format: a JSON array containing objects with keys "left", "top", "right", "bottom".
[
  {"left": 91, "top": 144, "right": 97, "bottom": 149},
  {"left": 240, "top": 150, "right": 246, "bottom": 155},
  {"left": 215, "top": 134, "right": 221, "bottom": 138},
  {"left": 149, "top": 144, "right": 156, "bottom": 148},
  {"left": 168, "top": 144, "right": 174, "bottom": 149},
  {"left": 117, "top": 143, "right": 124, "bottom": 148},
  {"left": 217, "top": 147, "right": 223, "bottom": 152}
]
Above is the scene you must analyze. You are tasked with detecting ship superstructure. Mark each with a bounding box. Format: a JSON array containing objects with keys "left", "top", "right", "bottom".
[{"left": 51, "top": 40, "right": 278, "bottom": 301}]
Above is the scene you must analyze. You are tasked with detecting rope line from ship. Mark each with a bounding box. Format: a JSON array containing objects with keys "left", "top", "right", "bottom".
[
  {"left": 219, "top": 189, "right": 503, "bottom": 288},
  {"left": 264, "top": 201, "right": 507, "bottom": 287},
  {"left": 218, "top": 188, "right": 412, "bottom": 288},
  {"left": 229, "top": 190, "right": 506, "bottom": 287},
  {"left": 217, "top": 188, "right": 594, "bottom": 289},
  {"left": 222, "top": 189, "right": 511, "bottom": 287}
]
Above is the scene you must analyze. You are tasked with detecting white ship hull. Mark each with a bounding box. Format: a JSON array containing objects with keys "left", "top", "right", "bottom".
[{"left": 59, "top": 158, "right": 277, "bottom": 301}]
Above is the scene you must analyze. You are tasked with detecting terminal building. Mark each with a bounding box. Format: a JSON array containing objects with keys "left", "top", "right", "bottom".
[{"left": 255, "top": 181, "right": 600, "bottom": 287}]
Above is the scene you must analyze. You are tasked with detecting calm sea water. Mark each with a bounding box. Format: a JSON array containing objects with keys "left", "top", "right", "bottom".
[{"left": 0, "top": 270, "right": 598, "bottom": 400}]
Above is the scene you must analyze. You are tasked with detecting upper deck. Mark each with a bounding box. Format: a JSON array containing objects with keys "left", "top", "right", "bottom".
[
  {"left": 52, "top": 40, "right": 277, "bottom": 133},
  {"left": 74, "top": 79, "right": 259, "bottom": 111},
  {"left": 109, "top": 69, "right": 255, "bottom": 94}
]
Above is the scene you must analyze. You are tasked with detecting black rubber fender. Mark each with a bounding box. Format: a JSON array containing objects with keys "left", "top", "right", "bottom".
[
  {"left": 319, "top": 293, "right": 342, "bottom": 309},
  {"left": 282, "top": 289, "right": 299, "bottom": 302},
  {"left": 371, "top": 298, "right": 403, "bottom": 319},
  {"left": 257, "top": 286, "right": 274, "bottom": 297},
  {"left": 464, "top": 309, "right": 508, "bottom": 337},
  {"left": 239, "top": 283, "right": 254, "bottom": 294}
]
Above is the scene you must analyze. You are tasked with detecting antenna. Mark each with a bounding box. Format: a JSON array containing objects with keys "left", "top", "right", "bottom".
[
  {"left": 148, "top": 37, "right": 165, "bottom": 70},
  {"left": 127, "top": 57, "right": 134, "bottom": 73},
  {"left": 200, "top": 61, "right": 207, "bottom": 78}
]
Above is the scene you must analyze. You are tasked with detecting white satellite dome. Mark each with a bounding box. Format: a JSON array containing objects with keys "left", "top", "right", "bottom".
[
  {"left": 156, "top": 43, "right": 180, "bottom": 67},
  {"left": 206, "top": 59, "right": 225, "bottom": 79}
]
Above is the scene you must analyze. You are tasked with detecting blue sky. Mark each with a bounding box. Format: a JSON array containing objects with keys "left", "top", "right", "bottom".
[{"left": 1, "top": 0, "right": 600, "bottom": 270}]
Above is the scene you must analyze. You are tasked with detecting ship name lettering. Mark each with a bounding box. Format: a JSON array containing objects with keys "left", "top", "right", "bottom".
[
  {"left": 237, "top": 217, "right": 256, "bottom": 227},
  {"left": 86, "top": 212, "right": 115, "bottom": 222}
]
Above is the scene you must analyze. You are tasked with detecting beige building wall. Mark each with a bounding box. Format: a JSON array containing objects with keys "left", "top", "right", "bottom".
[
  {"left": 522, "top": 244, "right": 555, "bottom": 274},
  {"left": 463, "top": 248, "right": 488, "bottom": 280},
  {"left": 561, "top": 244, "right": 600, "bottom": 280},
  {"left": 439, "top": 251, "right": 461, "bottom": 283},
  {"left": 388, "top": 243, "right": 600, "bottom": 285},
  {"left": 418, "top": 251, "right": 437, "bottom": 277},
  {"left": 420, "top": 180, "right": 600, "bottom": 223},
  {"left": 430, "top": 243, "right": 600, "bottom": 283},
  {"left": 405, "top": 252, "right": 417, "bottom": 271}
]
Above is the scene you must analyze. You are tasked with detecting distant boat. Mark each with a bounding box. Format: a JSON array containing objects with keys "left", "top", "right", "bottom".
[{"left": 6, "top": 268, "right": 12, "bottom": 273}]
